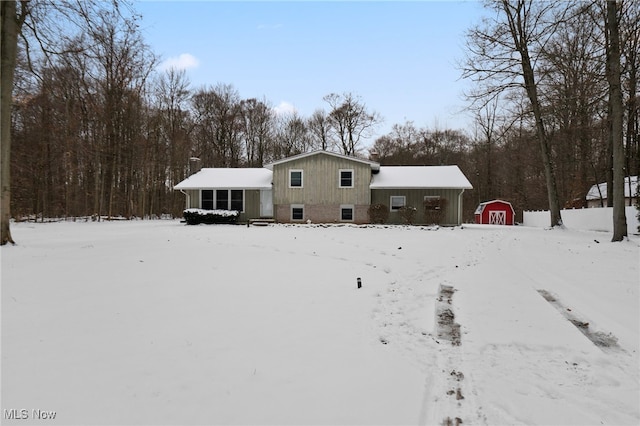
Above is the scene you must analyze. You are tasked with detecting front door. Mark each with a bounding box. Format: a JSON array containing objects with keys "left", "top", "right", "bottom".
[
  {"left": 489, "top": 210, "right": 506, "bottom": 225},
  {"left": 260, "top": 189, "right": 273, "bottom": 217}
]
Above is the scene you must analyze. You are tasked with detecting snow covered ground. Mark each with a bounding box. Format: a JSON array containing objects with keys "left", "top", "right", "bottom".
[{"left": 2, "top": 220, "right": 639, "bottom": 425}]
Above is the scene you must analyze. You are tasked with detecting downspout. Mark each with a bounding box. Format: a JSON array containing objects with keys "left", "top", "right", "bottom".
[
  {"left": 458, "top": 189, "right": 465, "bottom": 225},
  {"left": 180, "top": 190, "right": 190, "bottom": 209}
]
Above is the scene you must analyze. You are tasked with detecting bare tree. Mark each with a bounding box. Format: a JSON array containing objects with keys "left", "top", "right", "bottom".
[
  {"left": 621, "top": 1, "right": 640, "bottom": 204},
  {"left": 473, "top": 96, "right": 504, "bottom": 202},
  {"left": 191, "top": 84, "right": 243, "bottom": 167},
  {"left": 307, "top": 109, "right": 334, "bottom": 151},
  {"left": 462, "top": 0, "right": 565, "bottom": 227},
  {"left": 1, "top": 1, "right": 27, "bottom": 244},
  {"left": 149, "top": 68, "right": 192, "bottom": 216},
  {"left": 274, "top": 112, "right": 310, "bottom": 158},
  {"left": 606, "top": 0, "right": 628, "bottom": 241},
  {"left": 323, "top": 92, "right": 382, "bottom": 156},
  {"left": 240, "top": 98, "right": 274, "bottom": 166},
  {"left": 1, "top": 0, "right": 137, "bottom": 242}
]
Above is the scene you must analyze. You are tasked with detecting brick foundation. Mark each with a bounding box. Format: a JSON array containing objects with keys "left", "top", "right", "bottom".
[{"left": 275, "top": 204, "right": 370, "bottom": 224}]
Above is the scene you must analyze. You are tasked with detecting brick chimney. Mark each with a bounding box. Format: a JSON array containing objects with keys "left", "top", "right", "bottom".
[{"left": 189, "top": 157, "right": 202, "bottom": 175}]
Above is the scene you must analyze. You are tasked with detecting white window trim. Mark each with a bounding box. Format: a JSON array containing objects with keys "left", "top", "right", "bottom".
[
  {"left": 291, "top": 204, "right": 304, "bottom": 221},
  {"left": 289, "top": 169, "right": 304, "bottom": 188},
  {"left": 201, "top": 189, "right": 245, "bottom": 213},
  {"left": 201, "top": 189, "right": 214, "bottom": 210},
  {"left": 390, "top": 196, "right": 406, "bottom": 211},
  {"left": 340, "top": 204, "right": 354, "bottom": 222},
  {"left": 339, "top": 169, "right": 354, "bottom": 188},
  {"left": 229, "top": 189, "right": 245, "bottom": 213}
]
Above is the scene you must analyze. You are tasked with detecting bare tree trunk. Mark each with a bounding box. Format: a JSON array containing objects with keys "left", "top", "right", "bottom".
[
  {"left": 606, "top": 0, "right": 628, "bottom": 241},
  {"left": 0, "top": 1, "right": 25, "bottom": 245},
  {"left": 502, "top": 0, "right": 563, "bottom": 227}
]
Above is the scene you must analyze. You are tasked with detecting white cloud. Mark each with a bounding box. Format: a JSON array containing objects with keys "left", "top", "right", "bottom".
[
  {"left": 273, "top": 101, "right": 297, "bottom": 116},
  {"left": 159, "top": 53, "right": 200, "bottom": 71}
]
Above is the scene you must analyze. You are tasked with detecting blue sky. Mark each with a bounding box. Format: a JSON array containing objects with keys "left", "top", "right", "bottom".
[{"left": 135, "top": 1, "right": 487, "bottom": 139}]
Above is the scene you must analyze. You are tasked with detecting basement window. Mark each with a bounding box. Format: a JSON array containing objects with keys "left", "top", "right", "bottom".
[
  {"left": 291, "top": 205, "right": 304, "bottom": 221},
  {"left": 340, "top": 205, "right": 354, "bottom": 221}
]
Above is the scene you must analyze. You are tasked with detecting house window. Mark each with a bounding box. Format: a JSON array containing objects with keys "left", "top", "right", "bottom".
[
  {"left": 339, "top": 169, "right": 354, "bottom": 188},
  {"left": 291, "top": 204, "right": 304, "bottom": 221},
  {"left": 290, "top": 170, "right": 303, "bottom": 188},
  {"left": 340, "top": 205, "right": 354, "bottom": 221},
  {"left": 230, "top": 190, "right": 243, "bottom": 211},
  {"left": 390, "top": 196, "right": 406, "bottom": 211},
  {"left": 202, "top": 189, "right": 244, "bottom": 212},
  {"left": 202, "top": 190, "right": 214, "bottom": 210},
  {"left": 216, "top": 190, "right": 229, "bottom": 210}
]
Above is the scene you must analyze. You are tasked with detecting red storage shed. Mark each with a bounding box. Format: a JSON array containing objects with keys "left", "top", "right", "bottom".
[{"left": 474, "top": 200, "right": 515, "bottom": 225}]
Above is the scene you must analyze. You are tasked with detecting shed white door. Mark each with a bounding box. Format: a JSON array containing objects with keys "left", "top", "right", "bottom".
[
  {"left": 489, "top": 210, "right": 506, "bottom": 225},
  {"left": 260, "top": 189, "right": 273, "bottom": 217}
]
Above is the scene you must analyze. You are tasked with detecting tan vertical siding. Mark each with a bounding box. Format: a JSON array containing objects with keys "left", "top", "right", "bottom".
[{"left": 272, "top": 152, "right": 372, "bottom": 223}]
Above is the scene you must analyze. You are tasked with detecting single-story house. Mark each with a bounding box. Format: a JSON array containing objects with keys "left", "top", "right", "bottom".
[
  {"left": 174, "top": 150, "right": 473, "bottom": 225},
  {"left": 474, "top": 200, "right": 515, "bottom": 225},
  {"left": 586, "top": 176, "right": 638, "bottom": 208},
  {"left": 370, "top": 166, "right": 472, "bottom": 225}
]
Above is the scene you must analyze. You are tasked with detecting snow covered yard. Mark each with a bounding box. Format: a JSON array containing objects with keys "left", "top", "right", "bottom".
[{"left": 1, "top": 220, "right": 639, "bottom": 425}]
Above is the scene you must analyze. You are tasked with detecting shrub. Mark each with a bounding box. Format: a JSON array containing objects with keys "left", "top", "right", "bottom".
[
  {"left": 423, "top": 198, "right": 448, "bottom": 225},
  {"left": 368, "top": 204, "right": 389, "bottom": 224},
  {"left": 183, "top": 208, "right": 239, "bottom": 225},
  {"left": 399, "top": 206, "right": 417, "bottom": 225}
]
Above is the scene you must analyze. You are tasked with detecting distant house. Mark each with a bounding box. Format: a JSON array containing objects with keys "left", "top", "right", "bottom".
[
  {"left": 174, "top": 150, "right": 473, "bottom": 225},
  {"left": 585, "top": 176, "right": 638, "bottom": 208},
  {"left": 474, "top": 200, "right": 515, "bottom": 225}
]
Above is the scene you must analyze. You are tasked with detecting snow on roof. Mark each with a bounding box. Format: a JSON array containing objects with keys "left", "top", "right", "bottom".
[
  {"left": 586, "top": 176, "right": 638, "bottom": 200},
  {"left": 174, "top": 168, "right": 272, "bottom": 190},
  {"left": 370, "top": 166, "right": 473, "bottom": 189},
  {"left": 264, "top": 150, "right": 380, "bottom": 170}
]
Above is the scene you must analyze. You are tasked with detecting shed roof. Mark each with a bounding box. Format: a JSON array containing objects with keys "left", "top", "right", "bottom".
[
  {"left": 474, "top": 199, "right": 515, "bottom": 215},
  {"left": 264, "top": 150, "right": 380, "bottom": 170},
  {"left": 586, "top": 176, "right": 638, "bottom": 200},
  {"left": 370, "top": 166, "right": 473, "bottom": 189},
  {"left": 173, "top": 168, "right": 272, "bottom": 190}
]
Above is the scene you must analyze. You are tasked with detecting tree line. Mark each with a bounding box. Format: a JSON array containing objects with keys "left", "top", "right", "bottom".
[{"left": 2, "top": 0, "right": 639, "bottom": 244}]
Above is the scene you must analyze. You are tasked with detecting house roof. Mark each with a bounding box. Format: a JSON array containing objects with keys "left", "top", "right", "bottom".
[
  {"left": 173, "top": 168, "right": 273, "bottom": 190},
  {"left": 586, "top": 176, "right": 638, "bottom": 200},
  {"left": 370, "top": 166, "right": 473, "bottom": 190},
  {"left": 264, "top": 150, "right": 380, "bottom": 170}
]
